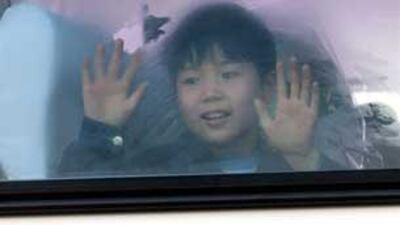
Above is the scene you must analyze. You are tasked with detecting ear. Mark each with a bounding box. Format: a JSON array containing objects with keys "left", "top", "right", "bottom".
[{"left": 325, "top": 87, "right": 332, "bottom": 103}]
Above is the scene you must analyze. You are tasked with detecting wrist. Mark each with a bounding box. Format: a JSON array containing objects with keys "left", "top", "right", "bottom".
[
  {"left": 80, "top": 117, "right": 125, "bottom": 155},
  {"left": 86, "top": 114, "right": 125, "bottom": 128},
  {"left": 281, "top": 148, "right": 320, "bottom": 171}
]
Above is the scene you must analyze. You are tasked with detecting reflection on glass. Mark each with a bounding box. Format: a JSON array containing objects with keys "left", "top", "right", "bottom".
[{"left": 0, "top": 0, "right": 399, "bottom": 180}]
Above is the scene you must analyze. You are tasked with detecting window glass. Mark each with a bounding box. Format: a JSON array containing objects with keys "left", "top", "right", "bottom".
[{"left": 0, "top": 0, "right": 399, "bottom": 180}]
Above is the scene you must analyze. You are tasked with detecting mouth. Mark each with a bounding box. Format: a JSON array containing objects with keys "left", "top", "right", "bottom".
[{"left": 200, "top": 110, "right": 232, "bottom": 128}]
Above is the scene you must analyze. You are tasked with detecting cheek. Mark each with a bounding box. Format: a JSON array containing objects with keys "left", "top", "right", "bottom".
[
  {"left": 177, "top": 86, "right": 200, "bottom": 118},
  {"left": 226, "top": 79, "right": 260, "bottom": 108},
  {"left": 224, "top": 80, "right": 262, "bottom": 127}
]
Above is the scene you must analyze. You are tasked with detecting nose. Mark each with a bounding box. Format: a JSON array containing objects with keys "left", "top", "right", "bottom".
[{"left": 200, "top": 79, "right": 224, "bottom": 103}]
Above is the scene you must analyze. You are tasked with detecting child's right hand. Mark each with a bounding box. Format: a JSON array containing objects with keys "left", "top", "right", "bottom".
[{"left": 81, "top": 40, "right": 147, "bottom": 127}]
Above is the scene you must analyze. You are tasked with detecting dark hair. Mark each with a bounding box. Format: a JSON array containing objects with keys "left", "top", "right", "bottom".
[{"left": 163, "top": 3, "right": 276, "bottom": 83}]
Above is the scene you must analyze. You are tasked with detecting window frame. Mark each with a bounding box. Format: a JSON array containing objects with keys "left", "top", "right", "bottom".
[
  {"left": 1, "top": 0, "right": 400, "bottom": 216},
  {"left": 1, "top": 170, "right": 400, "bottom": 215}
]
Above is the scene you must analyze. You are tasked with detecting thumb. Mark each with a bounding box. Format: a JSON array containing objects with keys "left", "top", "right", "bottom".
[
  {"left": 254, "top": 98, "right": 272, "bottom": 132},
  {"left": 126, "top": 82, "right": 148, "bottom": 112}
]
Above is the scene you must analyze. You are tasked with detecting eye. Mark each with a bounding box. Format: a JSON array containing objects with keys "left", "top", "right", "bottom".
[
  {"left": 221, "top": 71, "right": 240, "bottom": 80},
  {"left": 181, "top": 77, "right": 200, "bottom": 86}
]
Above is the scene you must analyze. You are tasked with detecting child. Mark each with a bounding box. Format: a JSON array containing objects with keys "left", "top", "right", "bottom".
[{"left": 58, "top": 3, "right": 354, "bottom": 177}]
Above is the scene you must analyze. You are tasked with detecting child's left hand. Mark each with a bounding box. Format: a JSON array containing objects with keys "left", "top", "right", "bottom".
[{"left": 254, "top": 58, "right": 320, "bottom": 155}]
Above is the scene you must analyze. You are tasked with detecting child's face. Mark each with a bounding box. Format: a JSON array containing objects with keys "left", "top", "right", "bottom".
[{"left": 176, "top": 46, "right": 263, "bottom": 145}]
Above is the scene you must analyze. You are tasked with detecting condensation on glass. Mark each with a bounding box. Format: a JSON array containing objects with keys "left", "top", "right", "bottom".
[{"left": 0, "top": 0, "right": 398, "bottom": 180}]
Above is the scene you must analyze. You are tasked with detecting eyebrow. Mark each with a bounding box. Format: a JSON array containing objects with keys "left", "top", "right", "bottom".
[{"left": 218, "top": 59, "right": 246, "bottom": 66}]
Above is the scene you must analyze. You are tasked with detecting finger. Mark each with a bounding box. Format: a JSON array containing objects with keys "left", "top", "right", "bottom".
[
  {"left": 108, "top": 39, "right": 124, "bottom": 79},
  {"left": 254, "top": 98, "right": 272, "bottom": 131},
  {"left": 300, "top": 64, "right": 312, "bottom": 105},
  {"left": 94, "top": 44, "right": 105, "bottom": 79},
  {"left": 126, "top": 82, "right": 148, "bottom": 111},
  {"left": 81, "top": 57, "right": 91, "bottom": 88},
  {"left": 122, "top": 48, "right": 142, "bottom": 84},
  {"left": 276, "top": 61, "right": 286, "bottom": 100},
  {"left": 310, "top": 82, "right": 320, "bottom": 113},
  {"left": 290, "top": 57, "right": 300, "bottom": 99}
]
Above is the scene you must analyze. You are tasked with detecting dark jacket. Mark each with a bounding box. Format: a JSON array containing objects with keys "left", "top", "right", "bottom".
[{"left": 57, "top": 118, "right": 345, "bottom": 178}]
